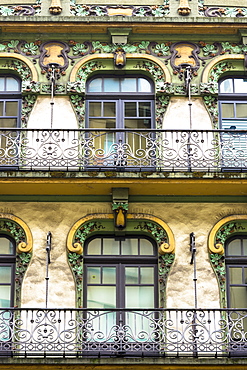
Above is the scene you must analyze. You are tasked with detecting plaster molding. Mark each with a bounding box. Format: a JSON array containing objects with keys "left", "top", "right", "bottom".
[
  {"left": 69, "top": 53, "right": 171, "bottom": 83},
  {"left": 201, "top": 54, "right": 244, "bottom": 83},
  {"left": 67, "top": 213, "right": 175, "bottom": 254},
  {"left": 0, "top": 213, "right": 33, "bottom": 252},
  {"left": 0, "top": 53, "right": 38, "bottom": 81},
  {"left": 208, "top": 214, "right": 247, "bottom": 253}
]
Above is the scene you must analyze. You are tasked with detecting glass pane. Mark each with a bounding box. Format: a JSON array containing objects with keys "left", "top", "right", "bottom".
[
  {"left": 0, "top": 266, "right": 12, "bottom": 283},
  {"left": 245, "top": 267, "right": 247, "bottom": 284},
  {"left": 227, "top": 239, "right": 242, "bottom": 256},
  {"left": 140, "top": 239, "right": 154, "bottom": 255},
  {"left": 121, "top": 239, "right": 138, "bottom": 255},
  {"left": 89, "top": 118, "right": 116, "bottom": 129},
  {"left": 221, "top": 103, "right": 234, "bottom": 118},
  {"left": 234, "top": 78, "right": 247, "bottom": 93},
  {"left": 88, "top": 78, "right": 102, "bottom": 93},
  {"left": 104, "top": 78, "right": 119, "bottom": 92},
  {"left": 103, "top": 102, "right": 116, "bottom": 117},
  {"left": 139, "top": 102, "right": 151, "bottom": 117},
  {"left": 230, "top": 286, "right": 247, "bottom": 308},
  {"left": 87, "top": 286, "right": 116, "bottom": 308},
  {"left": 5, "top": 101, "right": 18, "bottom": 116},
  {"left": 138, "top": 78, "right": 152, "bottom": 92},
  {"left": 0, "top": 102, "right": 3, "bottom": 115},
  {"left": 125, "top": 267, "right": 139, "bottom": 284},
  {"left": 125, "top": 102, "right": 137, "bottom": 117},
  {"left": 0, "top": 118, "right": 17, "bottom": 128},
  {"left": 103, "top": 239, "right": 119, "bottom": 255},
  {"left": 121, "top": 78, "right": 137, "bottom": 92},
  {"left": 87, "top": 238, "right": 101, "bottom": 255},
  {"left": 229, "top": 267, "right": 243, "bottom": 284},
  {"left": 220, "top": 79, "right": 233, "bottom": 93},
  {"left": 0, "top": 237, "right": 14, "bottom": 254},
  {"left": 0, "top": 286, "right": 11, "bottom": 308},
  {"left": 243, "top": 239, "right": 247, "bottom": 256},
  {"left": 89, "top": 102, "right": 101, "bottom": 116},
  {"left": 102, "top": 267, "right": 116, "bottom": 284},
  {"left": 87, "top": 267, "right": 101, "bottom": 284},
  {"left": 6, "top": 77, "right": 19, "bottom": 91},
  {"left": 236, "top": 103, "right": 247, "bottom": 118},
  {"left": 125, "top": 286, "right": 154, "bottom": 308},
  {"left": 140, "top": 267, "right": 154, "bottom": 284},
  {"left": 125, "top": 118, "right": 151, "bottom": 129},
  {"left": 0, "top": 78, "right": 4, "bottom": 91}
]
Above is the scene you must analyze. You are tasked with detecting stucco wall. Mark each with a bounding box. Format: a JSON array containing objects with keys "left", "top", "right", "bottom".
[
  {"left": 2, "top": 202, "right": 246, "bottom": 309},
  {"left": 163, "top": 97, "right": 212, "bottom": 130},
  {"left": 27, "top": 96, "right": 78, "bottom": 130}
]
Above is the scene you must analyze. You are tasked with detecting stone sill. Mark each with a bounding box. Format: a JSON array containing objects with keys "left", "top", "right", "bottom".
[{"left": 0, "top": 170, "right": 246, "bottom": 179}]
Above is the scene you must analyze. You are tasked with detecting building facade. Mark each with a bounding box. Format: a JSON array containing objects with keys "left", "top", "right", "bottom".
[{"left": 0, "top": 0, "right": 247, "bottom": 369}]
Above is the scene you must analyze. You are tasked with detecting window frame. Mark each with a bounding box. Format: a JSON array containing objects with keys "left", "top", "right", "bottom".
[
  {"left": 0, "top": 75, "right": 22, "bottom": 129},
  {"left": 218, "top": 76, "right": 247, "bottom": 130},
  {"left": 0, "top": 235, "right": 16, "bottom": 308},
  {"left": 83, "top": 235, "right": 158, "bottom": 310},
  {"left": 225, "top": 235, "right": 247, "bottom": 309},
  {"left": 85, "top": 75, "right": 155, "bottom": 131}
]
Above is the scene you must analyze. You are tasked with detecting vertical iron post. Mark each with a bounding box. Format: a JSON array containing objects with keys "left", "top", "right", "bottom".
[
  {"left": 190, "top": 232, "right": 198, "bottom": 357},
  {"left": 45, "top": 231, "right": 52, "bottom": 308},
  {"left": 50, "top": 65, "right": 56, "bottom": 129},
  {"left": 190, "top": 232, "right": 197, "bottom": 308}
]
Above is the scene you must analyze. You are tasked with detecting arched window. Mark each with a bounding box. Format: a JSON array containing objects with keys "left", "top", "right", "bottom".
[
  {"left": 0, "top": 235, "right": 16, "bottom": 308},
  {"left": 85, "top": 75, "right": 155, "bottom": 168},
  {"left": 0, "top": 75, "right": 22, "bottom": 129},
  {"left": 225, "top": 235, "right": 247, "bottom": 308}
]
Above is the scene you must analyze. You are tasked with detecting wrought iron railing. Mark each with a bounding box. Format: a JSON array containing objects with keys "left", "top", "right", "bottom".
[
  {"left": 1, "top": 308, "right": 247, "bottom": 357},
  {"left": 0, "top": 128, "right": 246, "bottom": 172}
]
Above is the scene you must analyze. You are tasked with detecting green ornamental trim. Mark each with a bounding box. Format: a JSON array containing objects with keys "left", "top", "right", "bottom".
[
  {"left": 203, "top": 95, "right": 218, "bottom": 129},
  {"left": 68, "top": 219, "right": 174, "bottom": 308},
  {"left": 208, "top": 61, "right": 235, "bottom": 84},
  {"left": 70, "top": 0, "right": 169, "bottom": 17},
  {"left": 0, "top": 219, "right": 32, "bottom": 307},
  {"left": 21, "top": 94, "right": 37, "bottom": 128},
  {"left": 199, "top": 0, "right": 247, "bottom": 17},
  {"left": 0, "top": 1, "right": 41, "bottom": 16},
  {"left": 210, "top": 220, "right": 247, "bottom": 308},
  {"left": 112, "top": 202, "right": 128, "bottom": 211}
]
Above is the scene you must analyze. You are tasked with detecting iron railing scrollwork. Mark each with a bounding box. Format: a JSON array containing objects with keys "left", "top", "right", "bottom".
[
  {"left": 1, "top": 308, "right": 247, "bottom": 357},
  {"left": 0, "top": 128, "right": 246, "bottom": 172}
]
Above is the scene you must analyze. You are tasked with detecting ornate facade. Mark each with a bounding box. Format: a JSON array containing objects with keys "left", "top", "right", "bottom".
[{"left": 0, "top": 0, "right": 246, "bottom": 369}]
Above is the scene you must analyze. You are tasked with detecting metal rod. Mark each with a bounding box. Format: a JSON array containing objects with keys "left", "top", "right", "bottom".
[
  {"left": 189, "top": 232, "right": 197, "bottom": 308},
  {"left": 45, "top": 231, "right": 52, "bottom": 308},
  {"left": 189, "top": 232, "right": 198, "bottom": 357},
  {"left": 50, "top": 65, "right": 56, "bottom": 129}
]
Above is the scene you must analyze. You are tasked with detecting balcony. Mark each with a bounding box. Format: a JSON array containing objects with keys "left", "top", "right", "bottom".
[
  {"left": 0, "top": 128, "right": 246, "bottom": 172},
  {"left": 1, "top": 308, "right": 247, "bottom": 358}
]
